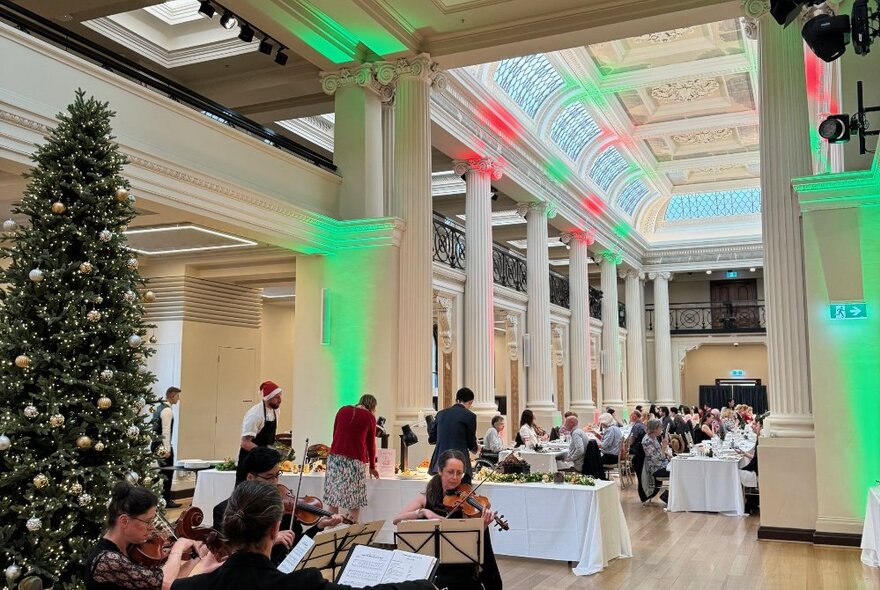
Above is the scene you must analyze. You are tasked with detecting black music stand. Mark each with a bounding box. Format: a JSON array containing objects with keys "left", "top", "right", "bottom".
[
  {"left": 293, "top": 520, "right": 385, "bottom": 579},
  {"left": 395, "top": 519, "right": 483, "bottom": 567}
]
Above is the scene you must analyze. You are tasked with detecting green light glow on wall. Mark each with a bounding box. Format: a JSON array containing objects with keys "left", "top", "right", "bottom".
[{"left": 613, "top": 221, "right": 631, "bottom": 238}]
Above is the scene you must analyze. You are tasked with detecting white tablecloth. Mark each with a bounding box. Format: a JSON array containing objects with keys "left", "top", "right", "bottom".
[
  {"left": 193, "top": 470, "right": 631, "bottom": 576},
  {"left": 667, "top": 456, "right": 745, "bottom": 516},
  {"left": 498, "top": 449, "right": 564, "bottom": 473},
  {"left": 862, "top": 486, "right": 880, "bottom": 567}
]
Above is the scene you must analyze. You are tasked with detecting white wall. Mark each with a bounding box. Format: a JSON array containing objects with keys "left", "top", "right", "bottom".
[{"left": 261, "top": 303, "right": 295, "bottom": 436}]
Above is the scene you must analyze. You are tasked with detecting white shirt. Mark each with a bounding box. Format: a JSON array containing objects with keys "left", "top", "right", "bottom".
[
  {"left": 241, "top": 401, "right": 276, "bottom": 438},
  {"left": 483, "top": 427, "right": 503, "bottom": 453},
  {"left": 160, "top": 406, "right": 173, "bottom": 450},
  {"left": 519, "top": 424, "right": 539, "bottom": 447}
]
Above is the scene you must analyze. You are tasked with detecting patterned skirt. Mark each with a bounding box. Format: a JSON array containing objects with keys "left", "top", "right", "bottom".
[{"left": 323, "top": 453, "right": 368, "bottom": 509}]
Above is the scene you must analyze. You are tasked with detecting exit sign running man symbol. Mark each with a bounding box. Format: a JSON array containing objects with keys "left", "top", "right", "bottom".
[{"left": 829, "top": 303, "right": 868, "bottom": 320}]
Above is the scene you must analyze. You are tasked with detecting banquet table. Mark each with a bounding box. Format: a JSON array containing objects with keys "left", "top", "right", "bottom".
[
  {"left": 193, "top": 469, "right": 631, "bottom": 575},
  {"left": 862, "top": 486, "right": 880, "bottom": 567},
  {"left": 698, "top": 385, "right": 768, "bottom": 414},
  {"left": 667, "top": 455, "right": 745, "bottom": 516}
]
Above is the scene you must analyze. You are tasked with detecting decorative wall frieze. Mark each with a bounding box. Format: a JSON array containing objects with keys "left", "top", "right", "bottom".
[
  {"left": 638, "top": 27, "right": 696, "bottom": 44},
  {"left": 551, "top": 323, "right": 565, "bottom": 366},
  {"left": 0, "top": 108, "right": 51, "bottom": 134},
  {"left": 434, "top": 294, "right": 454, "bottom": 354},
  {"left": 672, "top": 128, "right": 734, "bottom": 144},
  {"left": 452, "top": 157, "right": 503, "bottom": 180},
  {"left": 505, "top": 314, "right": 520, "bottom": 361}
]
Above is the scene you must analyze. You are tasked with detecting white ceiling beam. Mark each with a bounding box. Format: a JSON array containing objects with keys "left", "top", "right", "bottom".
[
  {"left": 633, "top": 110, "right": 758, "bottom": 139},
  {"left": 657, "top": 151, "right": 759, "bottom": 172},
  {"left": 597, "top": 53, "right": 754, "bottom": 93}
]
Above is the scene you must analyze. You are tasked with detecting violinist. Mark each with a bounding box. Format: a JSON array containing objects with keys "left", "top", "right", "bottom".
[
  {"left": 85, "top": 482, "right": 219, "bottom": 590},
  {"left": 212, "top": 447, "right": 342, "bottom": 566},
  {"left": 173, "top": 481, "right": 434, "bottom": 590},
  {"left": 392, "top": 450, "right": 503, "bottom": 590}
]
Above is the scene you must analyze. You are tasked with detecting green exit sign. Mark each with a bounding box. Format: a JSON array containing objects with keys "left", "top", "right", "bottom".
[
  {"left": 829, "top": 303, "right": 868, "bottom": 320},
  {"left": 730, "top": 369, "right": 744, "bottom": 377}
]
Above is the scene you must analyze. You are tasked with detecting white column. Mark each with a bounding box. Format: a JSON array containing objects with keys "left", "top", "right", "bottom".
[
  {"left": 563, "top": 231, "right": 594, "bottom": 415},
  {"left": 621, "top": 269, "right": 648, "bottom": 410},
  {"left": 756, "top": 12, "right": 814, "bottom": 438},
  {"left": 650, "top": 272, "right": 674, "bottom": 407},
  {"left": 385, "top": 55, "right": 444, "bottom": 424},
  {"left": 517, "top": 201, "right": 555, "bottom": 422},
  {"left": 382, "top": 97, "right": 395, "bottom": 216},
  {"left": 600, "top": 256, "right": 623, "bottom": 411},
  {"left": 454, "top": 158, "right": 502, "bottom": 421},
  {"left": 320, "top": 64, "right": 384, "bottom": 220}
]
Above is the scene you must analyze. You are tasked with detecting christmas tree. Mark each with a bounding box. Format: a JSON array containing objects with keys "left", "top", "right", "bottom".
[{"left": 0, "top": 90, "right": 159, "bottom": 589}]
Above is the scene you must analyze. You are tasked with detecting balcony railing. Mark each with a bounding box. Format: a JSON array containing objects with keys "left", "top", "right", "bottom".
[
  {"left": 549, "top": 270, "right": 569, "bottom": 309},
  {"left": 618, "top": 301, "right": 627, "bottom": 329},
  {"left": 589, "top": 287, "right": 602, "bottom": 320},
  {"left": 492, "top": 243, "right": 527, "bottom": 292},
  {"left": 432, "top": 214, "right": 466, "bottom": 270},
  {"left": 646, "top": 301, "right": 766, "bottom": 334}
]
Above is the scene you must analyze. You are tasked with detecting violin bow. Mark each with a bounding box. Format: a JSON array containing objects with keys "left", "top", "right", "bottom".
[{"left": 288, "top": 438, "right": 309, "bottom": 532}]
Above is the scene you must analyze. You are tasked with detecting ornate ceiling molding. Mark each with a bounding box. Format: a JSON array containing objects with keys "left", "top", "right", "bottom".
[
  {"left": 651, "top": 78, "right": 721, "bottom": 103},
  {"left": 672, "top": 128, "right": 734, "bottom": 144},
  {"left": 638, "top": 27, "right": 697, "bottom": 44}
]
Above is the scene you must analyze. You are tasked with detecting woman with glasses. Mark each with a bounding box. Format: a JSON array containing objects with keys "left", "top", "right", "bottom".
[{"left": 85, "top": 482, "right": 216, "bottom": 590}]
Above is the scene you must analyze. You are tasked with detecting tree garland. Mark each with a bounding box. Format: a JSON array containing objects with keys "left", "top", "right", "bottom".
[{"left": 476, "top": 468, "right": 595, "bottom": 486}]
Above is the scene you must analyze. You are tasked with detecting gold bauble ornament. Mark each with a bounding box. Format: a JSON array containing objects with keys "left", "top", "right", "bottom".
[
  {"left": 97, "top": 396, "right": 112, "bottom": 410},
  {"left": 33, "top": 474, "right": 48, "bottom": 489},
  {"left": 115, "top": 187, "right": 129, "bottom": 202},
  {"left": 127, "top": 258, "right": 138, "bottom": 270},
  {"left": 49, "top": 414, "right": 64, "bottom": 428},
  {"left": 14, "top": 354, "right": 31, "bottom": 368},
  {"left": 143, "top": 291, "right": 156, "bottom": 303},
  {"left": 94, "top": 442, "right": 105, "bottom": 452},
  {"left": 69, "top": 482, "right": 83, "bottom": 495},
  {"left": 76, "top": 435, "right": 92, "bottom": 450},
  {"left": 142, "top": 476, "right": 153, "bottom": 486},
  {"left": 79, "top": 262, "right": 93, "bottom": 275},
  {"left": 51, "top": 202, "right": 66, "bottom": 214}
]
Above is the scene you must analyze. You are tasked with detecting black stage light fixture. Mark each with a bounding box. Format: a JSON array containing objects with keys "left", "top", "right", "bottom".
[
  {"left": 771, "top": 0, "right": 809, "bottom": 27},
  {"left": 219, "top": 10, "right": 237, "bottom": 30},
  {"left": 238, "top": 23, "right": 254, "bottom": 43},
  {"left": 275, "top": 47, "right": 289, "bottom": 66},
  {"left": 801, "top": 4, "right": 851, "bottom": 62},
  {"left": 259, "top": 35, "right": 273, "bottom": 55},
  {"left": 198, "top": 1, "right": 215, "bottom": 18},
  {"left": 851, "top": 0, "right": 880, "bottom": 55},
  {"left": 818, "top": 114, "right": 854, "bottom": 142}
]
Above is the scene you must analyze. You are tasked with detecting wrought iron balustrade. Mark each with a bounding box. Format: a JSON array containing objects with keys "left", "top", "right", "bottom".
[
  {"left": 645, "top": 301, "right": 766, "bottom": 334},
  {"left": 492, "top": 243, "right": 527, "bottom": 293},
  {"left": 549, "top": 271, "right": 569, "bottom": 309},
  {"left": 618, "top": 302, "right": 626, "bottom": 329},
  {"left": 432, "top": 214, "right": 466, "bottom": 270},
  {"left": 589, "top": 286, "right": 602, "bottom": 320}
]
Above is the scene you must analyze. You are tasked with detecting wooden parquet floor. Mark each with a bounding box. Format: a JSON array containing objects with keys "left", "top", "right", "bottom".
[{"left": 495, "top": 485, "right": 880, "bottom": 590}]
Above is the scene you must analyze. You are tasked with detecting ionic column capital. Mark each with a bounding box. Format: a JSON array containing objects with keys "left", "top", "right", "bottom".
[
  {"left": 453, "top": 157, "right": 503, "bottom": 181},
  {"left": 741, "top": 0, "right": 769, "bottom": 39},
  {"left": 377, "top": 54, "right": 446, "bottom": 89},
  {"left": 597, "top": 246, "right": 623, "bottom": 266},
  {"left": 320, "top": 63, "right": 375, "bottom": 95},
  {"left": 516, "top": 200, "right": 556, "bottom": 219},
  {"left": 618, "top": 268, "right": 644, "bottom": 281},
  {"left": 648, "top": 271, "right": 673, "bottom": 281},
  {"left": 560, "top": 228, "right": 596, "bottom": 247}
]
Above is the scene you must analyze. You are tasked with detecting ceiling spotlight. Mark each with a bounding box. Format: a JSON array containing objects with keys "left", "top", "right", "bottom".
[
  {"left": 770, "top": 0, "right": 810, "bottom": 27},
  {"left": 238, "top": 23, "right": 254, "bottom": 43},
  {"left": 275, "top": 47, "right": 289, "bottom": 66},
  {"left": 749, "top": 267, "right": 757, "bottom": 272},
  {"left": 706, "top": 270, "right": 713, "bottom": 275},
  {"left": 219, "top": 11, "right": 237, "bottom": 30},
  {"left": 258, "top": 36, "right": 273, "bottom": 55},
  {"left": 818, "top": 114, "right": 855, "bottom": 142},
  {"left": 198, "top": 1, "right": 215, "bottom": 18},
  {"left": 801, "top": 3, "right": 851, "bottom": 62}
]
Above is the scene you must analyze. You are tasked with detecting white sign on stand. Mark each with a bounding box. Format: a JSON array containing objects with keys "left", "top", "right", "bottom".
[{"left": 376, "top": 448, "right": 396, "bottom": 479}]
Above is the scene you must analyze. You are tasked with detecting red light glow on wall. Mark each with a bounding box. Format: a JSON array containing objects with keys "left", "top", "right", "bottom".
[
  {"left": 582, "top": 194, "right": 605, "bottom": 216},
  {"left": 478, "top": 100, "right": 523, "bottom": 144}
]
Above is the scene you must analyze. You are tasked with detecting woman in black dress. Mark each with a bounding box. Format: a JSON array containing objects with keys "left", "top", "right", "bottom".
[
  {"left": 393, "top": 450, "right": 503, "bottom": 590},
  {"left": 85, "top": 482, "right": 216, "bottom": 590}
]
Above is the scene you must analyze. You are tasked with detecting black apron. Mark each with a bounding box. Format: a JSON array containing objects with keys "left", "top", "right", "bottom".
[{"left": 236, "top": 403, "right": 277, "bottom": 484}]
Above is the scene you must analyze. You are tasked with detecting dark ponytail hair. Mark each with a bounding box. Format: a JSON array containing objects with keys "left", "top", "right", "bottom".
[
  {"left": 222, "top": 481, "right": 282, "bottom": 550},
  {"left": 107, "top": 482, "right": 158, "bottom": 526},
  {"left": 425, "top": 449, "right": 467, "bottom": 512}
]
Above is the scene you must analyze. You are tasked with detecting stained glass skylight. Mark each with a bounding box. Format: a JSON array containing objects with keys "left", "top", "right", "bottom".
[
  {"left": 493, "top": 54, "right": 563, "bottom": 117},
  {"left": 549, "top": 103, "right": 601, "bottom": 159},
  {"left": 664, "top": 188, "right": 761, "bottom": 221},
  {"left": 589, "top": 147, "right": 628, "bottom": 191},
  {"left": 617, "top": 179, "right": 650, "bottom": 215}
]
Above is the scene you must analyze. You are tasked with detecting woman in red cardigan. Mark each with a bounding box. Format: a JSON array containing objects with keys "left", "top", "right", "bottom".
[{"left": 323, "top": 394, "right": 379, "bottom": 523}]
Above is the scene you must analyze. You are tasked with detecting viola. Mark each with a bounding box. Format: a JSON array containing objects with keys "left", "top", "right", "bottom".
[
  {"left": 277, "top": 484, "right": 354, "bottom": 526},
  {"left": 127, "top": 534, "right": 175, "bottom": 567},
  {"left": 442, "top": 483, "right": 509, "bottom": 531},
  {"left": 175, "top": 507, "right": 232, "bottom": 560}
]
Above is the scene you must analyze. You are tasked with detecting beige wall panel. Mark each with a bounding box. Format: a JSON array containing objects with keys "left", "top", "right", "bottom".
[
  {"left": 681, "top": 343, "right": 768, "bottom": 409},
  {"left": 260, "top": 303, "right": 295, "bottom": 435}
]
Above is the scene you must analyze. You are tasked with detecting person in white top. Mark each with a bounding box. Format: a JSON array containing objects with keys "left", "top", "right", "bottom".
[
  {"left": 518, "top": 409, "right": 548, "bottom": 447},
  {"left": 237, "top": 380, "right": 283, "bottom": 484},
  {"left": 482, "top": 415, "right": 505, "bottom": 454}
]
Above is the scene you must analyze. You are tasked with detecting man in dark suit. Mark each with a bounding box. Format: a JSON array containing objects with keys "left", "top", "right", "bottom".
[{"left": 428, "top": 387, "right": 478, "bottom": 482}]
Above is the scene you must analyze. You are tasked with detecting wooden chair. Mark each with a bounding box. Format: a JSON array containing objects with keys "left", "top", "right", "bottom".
[{"left": 616, "top": 438, "right": 633, "bottom": 488}]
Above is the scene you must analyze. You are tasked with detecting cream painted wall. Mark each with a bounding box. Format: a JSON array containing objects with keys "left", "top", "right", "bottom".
[
  {"left": 680, "top": 344, "right": 768, "bottom": 409},
  {"left": 260, "top": 303, "right": 295, "bottom": 436},
  {"left": 493, "top": 331, "right": 509, "bottom": 398}
]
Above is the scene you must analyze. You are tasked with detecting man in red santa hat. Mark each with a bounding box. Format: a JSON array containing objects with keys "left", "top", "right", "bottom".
[{"left": 237, "top": 380, "right": 283, "bottom": 484}]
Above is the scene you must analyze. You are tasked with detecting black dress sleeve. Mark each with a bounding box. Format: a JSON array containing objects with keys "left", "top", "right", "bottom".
[{"left": 91, "top": 550, "right": 164, "bottom": 590}]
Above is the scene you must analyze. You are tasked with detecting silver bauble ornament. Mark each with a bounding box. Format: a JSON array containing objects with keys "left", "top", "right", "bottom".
[
  {"left": 15, "top": 354, "right": 31, "bottom": 368},
  {"left": 86, "top": 310, "right": 101, "bottom": 322},
  {"left": 138, "top": 365, "right": 149, "bottom": 375},
  {"left": 128, "top": 335, "right": 142, "bottom": 348},
  {"left": 23, "top": 405, "right": 38, "bottom": 419},
  {"left": 28, "top": 269, "right": 44, "bottom": 283},
  {"left": 115, "top": 187, "right": 128, "bottom": 202},
  {"left": 127, "top": 258, "right": 138, "bottom": 270},
  {"left": 97, "top": 396, "right": 112, "bottom": 410},
  {"left": 0, "top": 435, "right": 10, "bottom": 450},
  {"left": 51, "top": 202, "right": 66, "bottom": 214},
  {"left": 126, "top": 426, "right": 140, "bottom": 439},
  {"left": 99, "top": 229, "right": 112, "bottom": 242},
  {"left": 149, "top": 335, "right": 157, "bottom": 344},
  {"left": 49, "top": 414, "right": 64, "bottom": 427},
  {"left": 33, "top": 474, "right": 48, "bottom": 488},
  {"left": 125, "top": 470, "right": 139, "bottom": 484},
  {"left": 78, "top": 493, "right": 92, "bottom": 506},
  {"left": 79, "top": 262, "right": 93, "bottom": 275},
  {"left": 3, "top": 218, "right": 17, "bottom": 232},
  {"left": 5, "top": 564, "right": 21, "bottom": 582},
  {"left": 142, "top": 476, "right": 153, "bottom": 486},
  {"left": 94, "top": 441, "right": 105, "bottom": 452},
  {"left": 124, "top": 290, "right": 136, "bottom": 302},
  {"left": 136, "top": 397, "right": 146, "bottom": 410},
  {"left": 100, "top": 369, "right": 114, "bottom": 381},
  {"left": 76, "top": 435, "right": 93, "bottom": 449},
  {"left": 143, "top": 290, "right": 156, "bottom": 303},
  {"left": 69, "top": 482, "right": 83, "bottom": 495},
  {"left": 25, "top": 517, "right": 41, "bottom": 532}
]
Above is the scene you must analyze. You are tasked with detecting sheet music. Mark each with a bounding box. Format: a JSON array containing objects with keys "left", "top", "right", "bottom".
[
  {"left": 382, "top": 551, "right": 436, "bottom": 583},
  {"left": 336, "top": 546, "right": 390, "bottom": 587},
  {"left": 277, "top": 535, "right": 314, "bottom": 574}
]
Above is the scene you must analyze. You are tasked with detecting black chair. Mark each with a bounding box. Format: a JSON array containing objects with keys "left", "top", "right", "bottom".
[
  {"left": 548, "top": 426, "right": 561, "bottom": 441},
  {"left": 581, "top": 439, "right": 605, "bottom": 480}
]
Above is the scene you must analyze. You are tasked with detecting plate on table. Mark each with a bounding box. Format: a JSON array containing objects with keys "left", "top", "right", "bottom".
[
  {"left": 182, "top": 460, "right": 212, "bottom": 469},
  {"left": 397, "top": 471, "right": 429, "bottom": 480}
]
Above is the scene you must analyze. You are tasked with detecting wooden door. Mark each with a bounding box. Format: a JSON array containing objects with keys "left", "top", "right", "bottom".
[
  {"left": 214, "top": 346, "right": 258, "bottom": 458},
  {"left": 710, "top": 280, "right": 758, "bottom": 329}
]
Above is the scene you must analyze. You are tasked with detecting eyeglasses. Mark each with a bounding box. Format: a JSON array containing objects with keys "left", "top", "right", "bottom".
[
  {"left": 255, "top": 471, "right": 282, "bottom": 482},
  {"left": 128, "top": 515, "right": 156, "bottom": 527}
]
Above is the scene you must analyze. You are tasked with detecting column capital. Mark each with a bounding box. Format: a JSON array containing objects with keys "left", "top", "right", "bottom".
[
  {"left": 559, "top": 228, "right": 596, "bottom": 247},
  {"left": 320, "top": 63, "right": 374, "bottom": 95},
  {"left": 453, "top": 157, "right": 503, "bottom": 180},
  {"left": 618, "top": 268, "right": 644, "bottom": 281},
  {"left": 516, "top": 200, "right": 556, "bottom": 219},
  {"left": 741, "top": 0, "right": 769, "bottom": 39},
  {"left": 648, "top": 271, "right": 673, "bottom": 281},
  {"left": 376, "top": 54, "right": 446, "bottom": 89},
  {"left": 504, "top": 314, "right": 520, "bottom": 361},
  {"left": 597, "top": 246, "right": 623, "bottom": 266}
]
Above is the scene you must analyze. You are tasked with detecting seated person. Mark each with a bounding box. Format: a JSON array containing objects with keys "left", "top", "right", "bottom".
[
  {"left": 720, "top": 407, "right": 739, "bottom": 432},
  {"left": 669, "top": 407, "right": 691, "bottom": 452},
  {"left": 605, "top": 407, "right": 623, "bottom": 427},
  {"left": 85, "top": 482, "right": 219, "bottom": 590},
  {"left": 555, "top": 415, "right": 590, "bottom": 472},
  {"left": 587, "top": 413, "right": 622, "bottom": 465},
  {"left": 482, "top": 415, "right": 505, "bottom": 455},
  {"left": 393, "top": 450, "right": 502, "bottom": 590},
  {"left": 175, "top": 481, "right": 433, "bottom": 590},
  {"left": 641, "top": 419, "right": 670, "bottom": 504},
  {"left": 213, "top": 447, "right": 342, "bottom": 566},
  {"left": 518, "top": 409, "right": 548, "bottom": 447},
  {"left": 555, "top": 411, "right": 578, "bottom": 442}
]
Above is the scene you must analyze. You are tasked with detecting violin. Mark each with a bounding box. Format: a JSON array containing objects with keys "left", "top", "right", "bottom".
[
  {"left": 442, "top": 483, "right": 509, "bottom": 531},
  {"left": 128, "top": 534, "right": 178, "bottom": 567},
  {"left": 276, "top": 484, "right": 354, "bottom": 526},
  {"left": 175, "top": 507, "right": 232, "bottom": 560}
]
